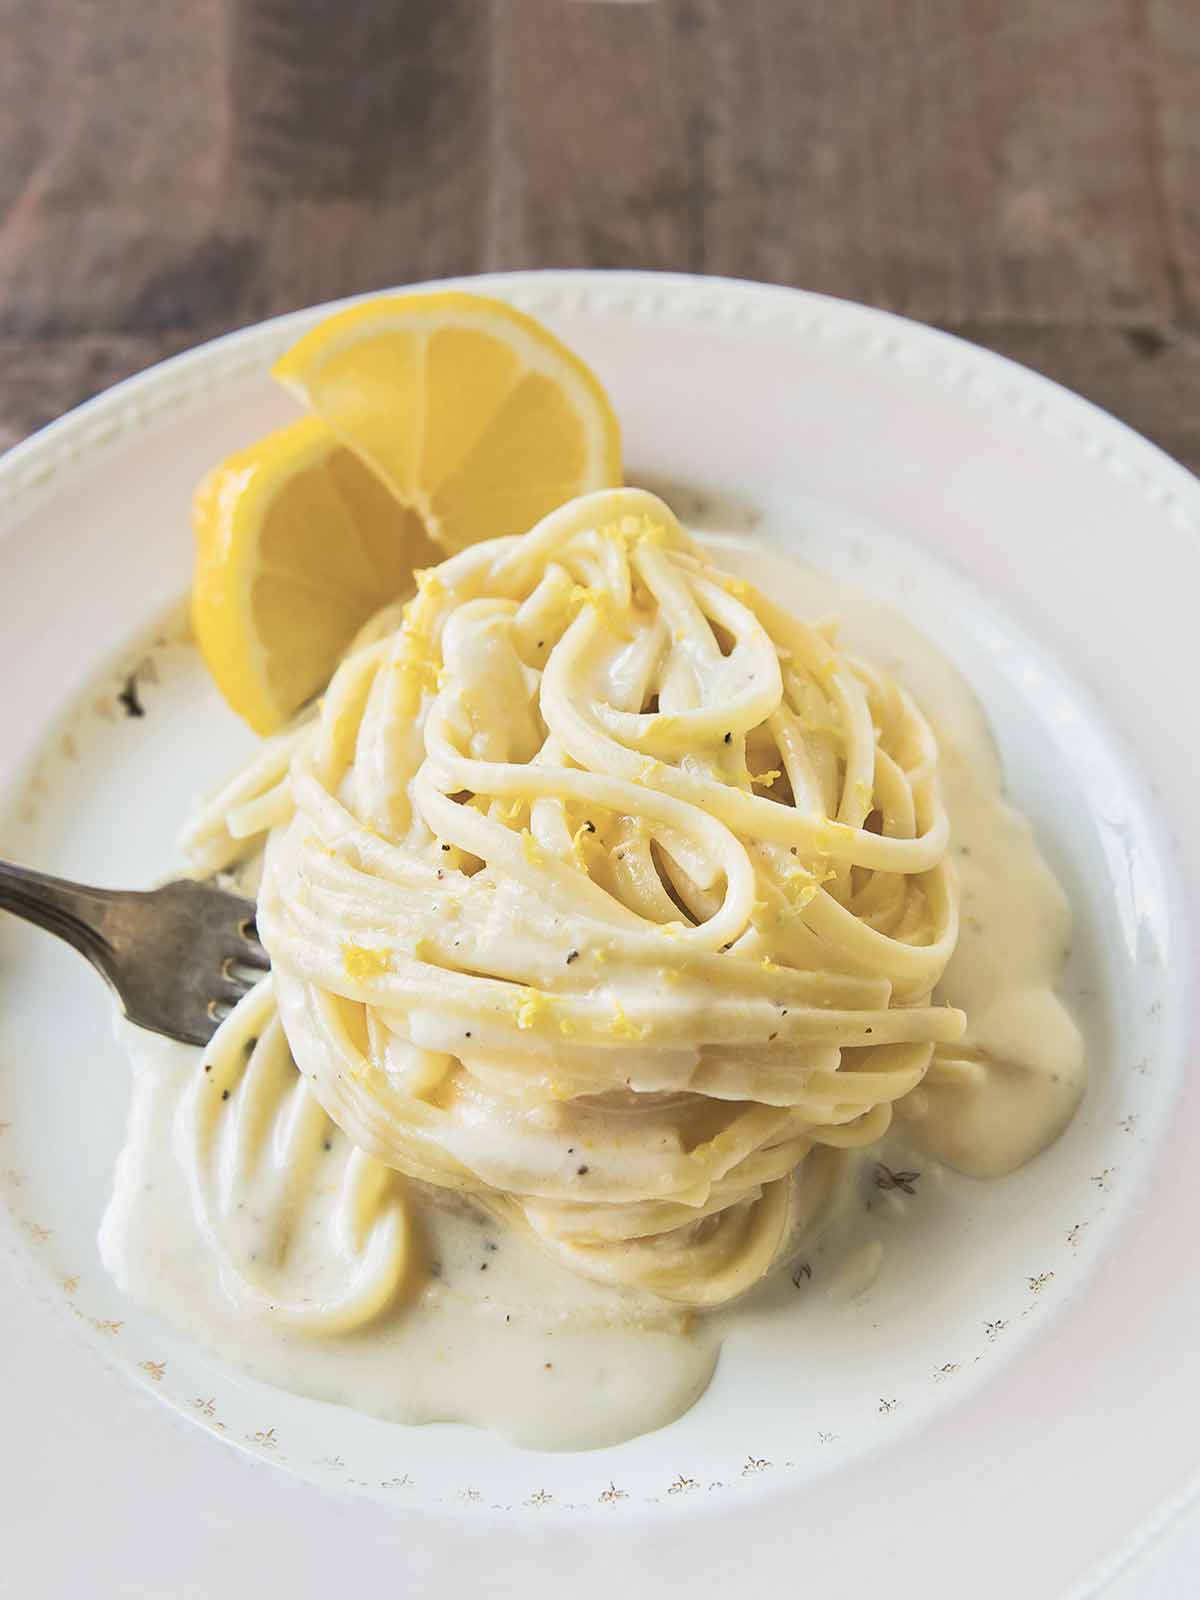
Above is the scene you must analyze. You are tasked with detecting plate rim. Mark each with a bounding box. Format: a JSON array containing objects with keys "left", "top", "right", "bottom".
[
  {"left": 2, "top": 268, "right": 1199, "bottom": 1597},
  {"left": 3, "top": 269, "right": 1198, "bottom": 539}
]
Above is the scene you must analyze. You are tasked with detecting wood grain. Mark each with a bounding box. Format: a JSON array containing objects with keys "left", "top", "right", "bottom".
[{"left": 1, "top": 0, "right": 1197, "bottom": 470}]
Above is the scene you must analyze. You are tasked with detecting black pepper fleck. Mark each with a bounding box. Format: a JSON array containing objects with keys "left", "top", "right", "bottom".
[
  {"left": 768, "top": 1032, "right": 778, "bottom": 1041},
  {"left": 221, "top": 1089, "right": 230, "bottom": 1101},
  {"left": 118, "top": 674, "right": 145, "bottom": 718},
  {"left": 441, "top": 843, "right": 450, "bottom": 851},
  {"left": 577, "top": 1165, "right": 589, "bottom": 1176},
  {"left": 566, "top": 950, "right": 579, "bottom": 965},
  {"left": 204, "top": 1063, "right": 211, "bottom": 1073},
  {"left": 323, "top": 1141, "right": 332, "bottom": 1152},
  {"left": 723, "top": 731, "right": 732, "bottom": 744},
  {"left": 465, "top": 1031, "right": 472, "bottom": 1038},
  {"left": 480, "top": 1262, "right": 488, "bottom": 1271},
  {"left": 874, "top": 1162, "right": 921, "bottom": 1195}
]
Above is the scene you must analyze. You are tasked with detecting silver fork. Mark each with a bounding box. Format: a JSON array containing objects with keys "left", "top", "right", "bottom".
[{"left": 0, "top": 860, "right": 269, "bottom": 1047}]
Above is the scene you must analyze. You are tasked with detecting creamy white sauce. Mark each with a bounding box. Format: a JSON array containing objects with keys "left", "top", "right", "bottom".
[
  {"left": 101, "top": 1024, "right": 715, "bottom": 1451},
  {"left": 100, "top": 536, "right": 1084, "bottom": 1449}
]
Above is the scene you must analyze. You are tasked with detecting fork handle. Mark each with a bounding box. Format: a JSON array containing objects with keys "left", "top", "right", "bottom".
[{"left": 0, "top": 858, "right": 126, "bottom": 981}]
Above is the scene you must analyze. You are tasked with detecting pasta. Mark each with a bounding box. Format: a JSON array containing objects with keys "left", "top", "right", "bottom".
[{"left": 184, "top": 487, "right": 965, "bottom": 1311}]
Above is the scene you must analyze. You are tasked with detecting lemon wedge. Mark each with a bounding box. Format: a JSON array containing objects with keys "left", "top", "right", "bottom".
[
  {"left": 192, "top": 292, "right": 621, "bottom": 733},
  {"left": 191, "top": 415, "right": 443, "bottom": 735},
  {"left": 271, "top": 291, "right": 622, "bottom": 552}
]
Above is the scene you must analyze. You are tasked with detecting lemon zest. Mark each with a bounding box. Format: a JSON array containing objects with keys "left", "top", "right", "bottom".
[
  {"left": 515, "top": 989, "right": 550, "bottom": 1030},
  {"left": 571, "top": 822, "right": 602, "bottom": 869},
  {"left": 568, "top": 583, "right": 627, "bottom": 636},
  {"left": 610, "top": 1002, "right": 650, "bottom": 1042},
  {"left": 396, "top": 650, "right": 439, "bottom": 694},
  {"left": 342, "top": 943, "right": 392, "bottom": 980}
]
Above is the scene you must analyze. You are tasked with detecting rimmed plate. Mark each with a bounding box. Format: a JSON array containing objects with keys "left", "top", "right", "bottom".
[{"left": 1, "top": 271, "right": 1197, "bottom": 1598}]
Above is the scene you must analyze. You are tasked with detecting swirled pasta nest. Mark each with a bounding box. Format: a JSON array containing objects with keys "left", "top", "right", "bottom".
[{"left": 187, "top": 488, "right": 964, "bottom": 1306}]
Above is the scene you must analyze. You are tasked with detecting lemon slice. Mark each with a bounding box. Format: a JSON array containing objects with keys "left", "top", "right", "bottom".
[
  {"left": 271, "top": 291, "right": 622, "bottom": 552},
  {"left": 192, "top": 415, "right": 443, "bottom": 734}
]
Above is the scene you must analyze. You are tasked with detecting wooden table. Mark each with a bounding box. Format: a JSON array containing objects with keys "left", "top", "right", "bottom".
[{"left": 2, "top": 0, "right": 1197, "bottom": 472}]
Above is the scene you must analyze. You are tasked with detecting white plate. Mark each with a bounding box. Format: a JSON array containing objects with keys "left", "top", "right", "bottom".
[{"left": 1, "top": 271, "right": 1197, "bottom": 1598}]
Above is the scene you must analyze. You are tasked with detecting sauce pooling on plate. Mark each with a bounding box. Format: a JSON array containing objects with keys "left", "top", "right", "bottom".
[{"left": 101, "top": 522, "right": 1083, "bottom": 1450}]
